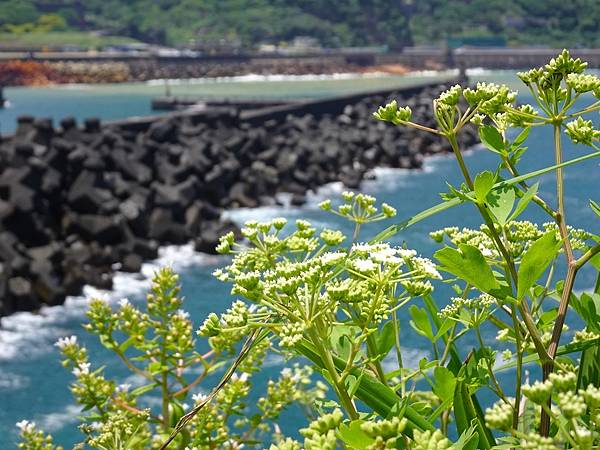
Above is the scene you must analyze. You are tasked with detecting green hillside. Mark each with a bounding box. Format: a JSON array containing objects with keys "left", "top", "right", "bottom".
[{"left": 0, "top": 0, "right": 599, "bottom": 50}]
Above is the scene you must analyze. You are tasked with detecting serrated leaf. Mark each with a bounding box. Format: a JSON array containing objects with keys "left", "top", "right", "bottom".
[
  {"left": 435, "top": 244, "right": 500, "bottom": 294},
  {"left": 474, "top": 171, "right": 496, "bottom": 203},
  {"left": 486, "top": 186, "right": 515, "bottom": 225},
  {"left": 509, "top": 182, "right": 539, "bottom": 222},
  {"left": 479, "top": 125, "right": 505, "bottom": 154},
  {"left": 517, "top": 231, "right": 562, "bottom": 300}
]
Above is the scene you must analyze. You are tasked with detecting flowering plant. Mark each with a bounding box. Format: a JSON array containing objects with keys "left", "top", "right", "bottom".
[
  {"left": 18, "top": 50, "right": 600, "bottom": 449},
  {"left": 17, "top": 267, "right": 324, "bottom": 449}
]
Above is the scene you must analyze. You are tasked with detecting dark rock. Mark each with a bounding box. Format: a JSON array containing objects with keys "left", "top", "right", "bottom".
[
  {"left": 7, "top": 277, "right": 38, "bottom": 311},
  {"left": 194, "top": 219, "right": 240, "bottom": 254},
  {"left": 66, "top": 213, "right": 125, "bottom": 243},
  {"left": 122, "top": 253, "right": 143, "bottom": 273},
  {"left": 148, "top": 208, "right": 188, "bottom": 243}
]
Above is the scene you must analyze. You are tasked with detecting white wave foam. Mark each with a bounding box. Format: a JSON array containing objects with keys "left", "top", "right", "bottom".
[
  {"left": 0, "top": 242, "right": 220, "bottom": 362},
  {"left": 0, "top": 372, "right": 29, "bottom": 390},
  {"left": 37, "top": 404, "right": 81, "bottom": 432},
  {"left": 144, "top": 72, "right": 393, "bottom": 86}
]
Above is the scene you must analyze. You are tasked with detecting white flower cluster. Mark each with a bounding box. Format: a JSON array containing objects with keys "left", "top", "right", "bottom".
[
  {"left": 16, "top": 420, "right": 36, "bottom": 434},
  {"left": 439, "top": 293, "right": 496, "bottom": 326},
  {"left": 72, "top": 362, "right": 91, "bottom": 377}
]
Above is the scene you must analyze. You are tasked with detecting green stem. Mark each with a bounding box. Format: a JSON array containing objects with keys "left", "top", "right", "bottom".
[
  {"left": 392, "top": 312, "right": 405, "bottom": 396},
  {"left": 307, "top": 326, "right": 359, "bottom": 420},
  {"left": 366, "top": 333, "right": 388, "bottom": 386},
  {"left": 511, "top": 306, "right": 523, "bottom": 431},
  {"left": 448, "top": 132, "right": 549, "bottom": 363}
]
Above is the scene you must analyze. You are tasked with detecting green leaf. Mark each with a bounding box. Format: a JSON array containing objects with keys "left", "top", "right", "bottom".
[
  {"left": 453, "top": 380, "right": 492, "bottom": 449},
  {"left": 432, "top": 367, "right": 456, "bottom": 403},
  {"left": 377, "top": 321, "right": 396, "bottom": 358},
  {"left": 453, "top": 425, "right": 479, "bottom": 450},
  {"left": 130, "top": 383, "right": 157, "bottom": 397},
  {"left": 479, "top": 125, "right": 505, "bottom": 154},
  {"left": 409, "top": 305, "right": 434, "bottom": 340},
  {"left": 591, "top": 199, "right": 600, "bottom": 219},
  {"left": 118, "top": 337, "right": 135, "bottom": 353},
  {"left": 572, "top": 292, "right": 600, "bottom": 333},
  {"left": 497, "top": 337, "right": 600, "bottom": 371},
  {"left": 435, "top": 244, "right": 500, "bottom": 294},
  {"left": 511, "top": 127, "right": 530, "bottom": 149},
  {"left": 474, "top": 171, "right": 496, "bottom": 203},
  {"left": 296, "top": 339, "right": 436, "bottom": 434},
  {"left": 486, "top": 186, "right": 515, "bottom": 225},
  {"left": 345, "top": 372, "right": 365, "bottom": 398},
  {"left": 591, "top": 253, "right": 600, "bottom": 271},
  {"left": 372, "top": 149, "right": 600, "bottom": 244},
  {"left": 509, "top": 182, "right": 539, "bottom": 222},
  {"left": 337, "top": 420, "right": 374, "bottom": 449},
  {"left": 577, "top": 343, "right": 600, "bottom": 390},
  {"left": 433, "top": 318, "right": 454, "bottom": 342},
  {"left": 517, "top": 231, "right": 562, "bottom": 300}
]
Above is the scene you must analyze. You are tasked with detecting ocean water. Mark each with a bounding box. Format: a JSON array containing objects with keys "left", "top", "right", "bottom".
[
  {"left": 1, "top": 71, "right": 599, "bottom": 448},
  {"left": 0, "top": 71, "right": 454, "bottom": 134}
]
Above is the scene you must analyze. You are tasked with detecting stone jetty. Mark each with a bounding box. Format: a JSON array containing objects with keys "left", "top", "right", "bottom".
[{"left": 0, "top": 80, "right": 477, "bottom": 317}]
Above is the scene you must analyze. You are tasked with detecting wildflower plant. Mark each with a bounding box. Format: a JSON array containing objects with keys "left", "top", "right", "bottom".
[
  {"left": 18, "top": 50, "right": 600, "bottom": 449},
  {"left": 17, "top": 267, "right": 324, "bottom": 449}
]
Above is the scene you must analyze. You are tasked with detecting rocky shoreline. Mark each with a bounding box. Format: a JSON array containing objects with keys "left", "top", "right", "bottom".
[
  {"left": 0, "top": 80, "right": 477, "bottom": 318},
  {"left": 0, "top": 59, "right": 409, "bottom": 87}
]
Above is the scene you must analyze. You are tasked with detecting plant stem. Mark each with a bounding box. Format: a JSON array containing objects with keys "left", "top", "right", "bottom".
[
  {"left": 366, "top": 333, "right": 388, "bottom": 385},
  {"left": 540, "top": 122, "right": 577, "bottom": 436},
  {"left": 307, "top": 326, "right": 359, "bottom": 419},
  {"left": 392, "top": 312, "right": 405, "bottom": 396},
  {"left": 447, "top": 132, "right": 550, "bottom": 364},
  {"left": 511, "top": 306, "right": 523, "bottom": 431}
]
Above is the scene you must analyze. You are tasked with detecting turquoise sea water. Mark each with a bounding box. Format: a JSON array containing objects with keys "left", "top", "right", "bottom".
[
  {"left": 0, "top": 71, "right": 599, "bottom": 448},
  {"left": 0, "top": 71, "right": 454, "bottom": 134}
]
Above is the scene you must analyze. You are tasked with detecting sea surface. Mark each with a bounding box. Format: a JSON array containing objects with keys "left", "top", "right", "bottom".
[{"left": 0, "top": 70, "right": 599, "bottom": 448}]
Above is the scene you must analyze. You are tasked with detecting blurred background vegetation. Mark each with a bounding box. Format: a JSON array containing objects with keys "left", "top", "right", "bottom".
[{"left": 1, "top": 0, "right": 600, "bottom": 51}]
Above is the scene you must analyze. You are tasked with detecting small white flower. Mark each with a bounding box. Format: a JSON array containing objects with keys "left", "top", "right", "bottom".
[
  {"left": 352, "top": 258, "right": 377, "bottom": 273},
  {"left": 351, "top": 243, "right": 374, "bottom": 253},
  {"left": 413, "top": 257, "right": 442, "bottom": 279},
  {"left": 397, "top": 248, "right": 417, "bottom": 259},
  {"left": 54, "top": 335, "right": 77, "bottom": 349},
  {"left": 72, "top": 362, "right": 91, "bottom": 377},
  {"left": 192, "top": 393, "right": 207, "bottom": 403},
  {"left": 116, "top": 384, "right": 131, "bottom": 393},
  {"left": 480, "top": 246, "right": 494, "bottom": 258},
  {"left": 118, "top": 298, "right": 130, "bottom": 308},
  {"left": 231, "top": 372, "right": 249, "bottom": 383},
  {"left": 176, "top": 309, "right": 190, "bottom": 320},
  {"left": 320, "top": 252, "right": 346, "bottom": 265},
  {"left": 371, "top": 247, "right": 401, "bottom": 264},
  {"left": 16, "top": 420, "right": 35, "bottom": 433}
]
